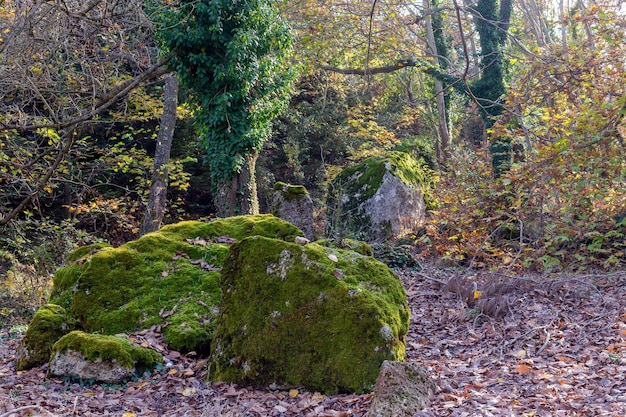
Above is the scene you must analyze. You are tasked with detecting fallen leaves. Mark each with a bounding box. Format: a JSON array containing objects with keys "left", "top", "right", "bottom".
[{"left": 1, "top": 267, "right": 626, "bottom": 416}]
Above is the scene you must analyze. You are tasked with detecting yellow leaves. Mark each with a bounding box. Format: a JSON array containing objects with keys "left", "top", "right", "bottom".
[
  {"left": 289, "top": 389, "right": 299, "bottom": 398},
  {"left": 122, "top": 413, "right": 136, "bottom": 417}
]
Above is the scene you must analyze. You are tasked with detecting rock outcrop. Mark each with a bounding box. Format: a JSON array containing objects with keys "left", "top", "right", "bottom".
[
  {"left": 366, "top": 360, "right": 435, "bottom": 417},
  {"left": 326, "top": 151, "right": 432, "bottom": 242},
  {"left": 269, "top": 182, "right": 315, "bottom": 240},
  {"left": 209, "top": 236, "right": 410, "bottom": 394},
  {"left": 18, "top": 214, "right": 413, "bottom": 396},
  {"left": 18, "top": 215, "right": 304, "bottom": 371}
]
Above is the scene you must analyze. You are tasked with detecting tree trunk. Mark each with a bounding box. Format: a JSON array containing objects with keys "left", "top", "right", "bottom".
[
  {"left": 423, "top": 0, "right": 451, "bottom": 162},
  {"left": 215, "top": 149, "right": 260, "bottom": 218},
  {"left": 140, "top": 73, "right": 179, "bottom": 236}
]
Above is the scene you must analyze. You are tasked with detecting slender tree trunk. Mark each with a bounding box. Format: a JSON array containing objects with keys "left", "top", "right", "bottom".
[
  {"left": 423, "top": 0, "right": 451, "bottom": 162},
  {"left": 215, "top": 149, "right": 260, "bottom": 218},
  {"left": 140, "top": 73, "right": 179, "bottom": 235}
]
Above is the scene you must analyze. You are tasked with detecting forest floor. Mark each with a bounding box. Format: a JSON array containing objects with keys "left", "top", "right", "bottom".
[{"left": 1, "top": 265, "right": 626, "bottom": 417}]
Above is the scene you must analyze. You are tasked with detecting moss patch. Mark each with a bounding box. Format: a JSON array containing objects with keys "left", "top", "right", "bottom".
[
  {"left": 15, "top": 304, "right": 77, "bottom": 370},
  {"left": 159, "top": 214, "right": 304, "bottom": 243},
  {"left": 47, "top": 215, "right": 304, "bottom": 354},
  {"left": 326, "top": 151, "right": 434, "bottom": 241},
  {"left": 52, "top": 330, "right": 162, "bottom": 370},
  {"left": 315, "top": 238, "right": 374, "bottom": 257},
  {"left": 273, "top": 182, "right": 309, "bottom": 201},
  {"left": 210, "top": 236, "right": 409, "bottom": 394}
]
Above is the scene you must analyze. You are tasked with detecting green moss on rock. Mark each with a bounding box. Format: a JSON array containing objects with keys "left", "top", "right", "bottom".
[
  {"left": 159, "top": 214, "right": 304, "bottom": 243},
  {"left": 210, "top": 236, "right": 409, "bottom": 394},
  {"left": 273, "top": 182, "right": 309, "bottom": 201},
  {"left": 65, "top": 242, "right": 112, "bottom": 264},
  {"left": 47, "top": 215, "right": 304, "bottom": 353},
  {"left": 51, "top": 330, "right": 162, "bottom": 371},
  {"left": 15, "top": 304, "right": 77, "bottom": 370},
  {"left": 50, "top": 243, "right": 112, "bottom": 310},
  {"left": 315, "top": 238, "right": 374, "bottom": 257},
  {"left": 326, "top": 151, "right": 433, "bottom": 242}
]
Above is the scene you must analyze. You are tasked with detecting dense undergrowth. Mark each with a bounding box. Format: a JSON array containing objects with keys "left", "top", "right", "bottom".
[{"left": 417, "top": 142, "right": 625, "bottom": 273}]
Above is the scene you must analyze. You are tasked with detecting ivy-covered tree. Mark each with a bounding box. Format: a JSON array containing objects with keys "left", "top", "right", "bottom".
[
  {"left": 155, "top": 0, "right": 296, "bottom": 217},
  {"left": 471, "top": 0, "right": 514, "bottom": 176}
]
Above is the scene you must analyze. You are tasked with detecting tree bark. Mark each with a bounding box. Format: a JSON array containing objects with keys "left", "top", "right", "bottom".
[
  {"left": 215, "top": 149, "right": 260, "bottom": 218},
  {"left": 140, "top": 73, "right": 179, "bottom": 235},
  {"left": 424, "top": 0, "right": 451, "bottom": 162}
]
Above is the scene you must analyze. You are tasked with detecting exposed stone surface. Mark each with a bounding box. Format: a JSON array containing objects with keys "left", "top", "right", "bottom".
[
  {"left": 269, "top": 182, "right": 315, "bottom": 240},
  {"left": 48, "top": 331, "right": 162, "bottom": 383},
  {"left": 366, "top": 360, "right": 435, "bottom": 417},
  {"left": 49, "top": 349, "right": 135, "bottom": 383},
  {"left": 209, "top": 236, "right": 410, "bottom": 394},
  {"left": 15, "top": 304, "right": 76, "bottom": 371},
  {"left": 326, "top": 151, "right": 431, "bottom": 242}
]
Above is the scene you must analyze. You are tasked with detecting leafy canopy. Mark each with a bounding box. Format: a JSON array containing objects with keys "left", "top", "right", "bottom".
[{"left": 153, "top": 0, "right": 296, "bottom": 185}]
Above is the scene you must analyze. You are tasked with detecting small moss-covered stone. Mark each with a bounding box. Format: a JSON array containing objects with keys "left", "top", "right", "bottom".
[
  {"left": 49, "top": 331, "right": 162, "bottom": 382},
  {"left": 210, "top": 236, "right": 409, "bottom": 394},
  {"left": 47, "top": 215, "right": 304, "bottom": 354},
  {"left": 270, "top": 183, "right": 315, "bottom": 240},
  {"left": 15, "top": 304, "right": 77, "bottom": 371},
  {"left": 273, "top": 181, "right": 308, "bottom": 201}
]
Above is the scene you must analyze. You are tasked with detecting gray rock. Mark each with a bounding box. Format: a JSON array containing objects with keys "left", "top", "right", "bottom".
[
  {"left": 367, "top": 360, "right": 435, "bottom": 417},
  {"left": 49, "top": 349, "right": 135, "bottom": 383},
  {"left": 270, "top": 182, "right": 315, "bottom": 240},
  {"left": 326, "top": 151, "right": 430, "bottom": 242},
  {"left": 48, "top": 331, "right": 162, "bottom": 383}
]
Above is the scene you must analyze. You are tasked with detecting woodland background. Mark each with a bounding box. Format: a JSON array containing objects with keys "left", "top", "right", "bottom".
[{"left": 1, "top": 0, "right": 625, "bottom": 323}]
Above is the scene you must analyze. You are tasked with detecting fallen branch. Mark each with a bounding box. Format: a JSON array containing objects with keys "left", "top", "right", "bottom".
[{"left": 0, "top": 406, "right": 42, "bottom": 417}]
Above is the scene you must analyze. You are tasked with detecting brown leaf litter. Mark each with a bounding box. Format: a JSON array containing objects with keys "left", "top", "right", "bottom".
[{"left": 1, "top": 266, "right": 625, "bottom": 416}]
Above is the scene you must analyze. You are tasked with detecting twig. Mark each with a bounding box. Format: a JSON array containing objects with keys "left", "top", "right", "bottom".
[
  {"left": 548, "top": 278, "right": 604, "bottom": 301},
  {"left": 412, "top": 271, "right": 447, "bottom": 285},
  {"left": 535, "top": 330, "right": 550, "bottom": 356},
  {"left": 71, "top": 395, "right": 78, "bottom": 416},
  {"left": 0, "top": 406, "right": 41, "bottom": 417}
]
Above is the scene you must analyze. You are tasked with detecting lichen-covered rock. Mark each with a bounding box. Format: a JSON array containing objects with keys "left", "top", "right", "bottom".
[
  {"left": 47, "top": 215, "right": 304, "bottom": 353},
  {"left": 326, "top": 151, "right": 433, "bottom": 242},
  {"left": 270, "top": 182, "right": 315, "bottom": 240},
  {"left": 209, "top": 236, "right": 409, "bottom": 394},
  {"left": 366, "top": 360, "right": 434, "bottom": 417},
  {"left": 15, "top": 304, "right": 77, "bottom": 371},
  {"left": 49, "top": 331, "right": 162, "bottom": 383}
]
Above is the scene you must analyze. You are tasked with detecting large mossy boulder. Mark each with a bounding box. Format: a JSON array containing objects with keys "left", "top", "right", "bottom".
[
  {"left": 46, "top": 215, "right": 303, "bottom": 355},
  {"left": 209, "top": 236, "right": 409, "bottom": 394},
  {"left": 15, "top": 304, "right": 77, "bottom": 371},
  {"left": 49, "top": 331, "right": 162, "bottom": 383},
  {"left": 326, "top": 151, "right": 432, "bottom": 242}
]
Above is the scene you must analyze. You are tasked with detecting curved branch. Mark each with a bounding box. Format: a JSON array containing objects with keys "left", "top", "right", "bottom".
[
  {"left": 318, "top": 60, "right": 417, "bottom": 76},
  {"left": 0, "top": 58, "right": 171, "bottom": 133}
]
